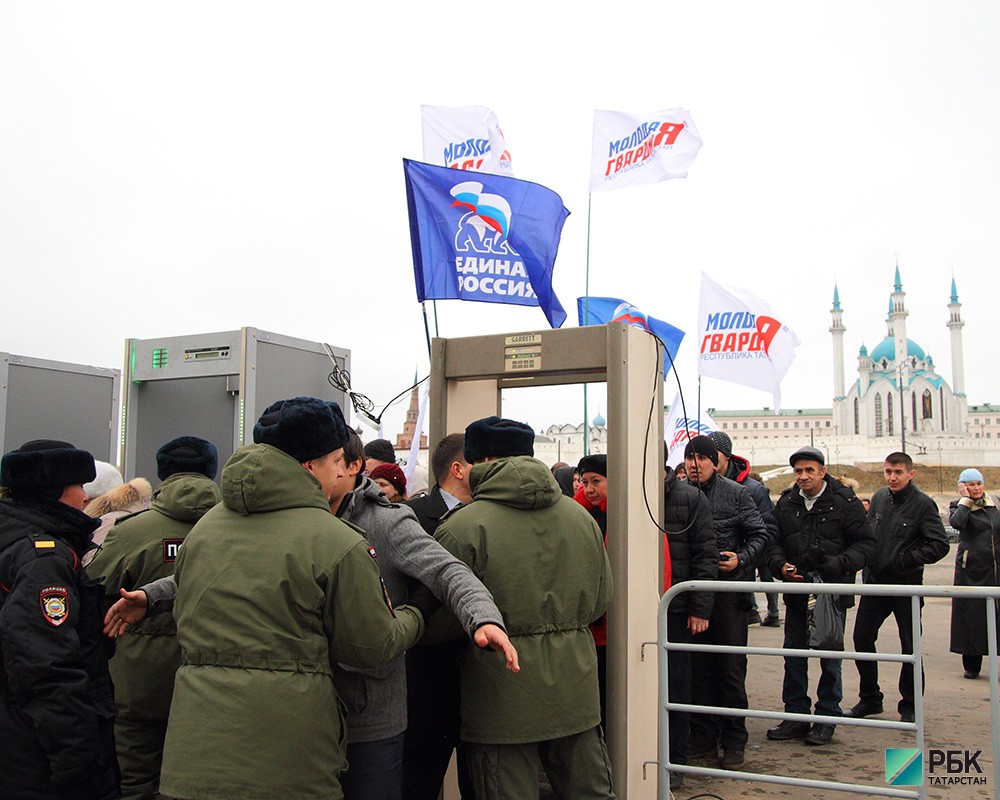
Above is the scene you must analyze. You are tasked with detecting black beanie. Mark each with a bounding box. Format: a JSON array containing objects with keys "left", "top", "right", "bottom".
[
  {"left": 0, "top": 439, "right": 96, "bottom": 499},
  {"left": 707, "top": 430, "right": 732, "bottom": 459},
  {"left": 363, "top": 439, "right": 397, "bottom": 464},
  {"left": 253, "top": 397, "right": 350, "bottom": 462},
  {"left": 683, "top": 435, "right": 719, "bottom": 466},
  {"left": 156, "top": 436, "right": 219, "bottom": 481},
  {"left": 464, "top": 416, "right": 535, "bottom": 463},
  {"left": 577, "top": 454, "right": 607, "bottom": 477}
]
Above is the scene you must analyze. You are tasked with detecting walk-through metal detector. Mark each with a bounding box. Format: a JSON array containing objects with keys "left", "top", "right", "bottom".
[
  {"left": 0, "top": 352, "right": 121, "bottom": 462},
  {"left": 430, "top": 322, "right": 664, "bottom": 800},
  {"left": 121, "top": 328, "right": 349, "bottom": 484}
]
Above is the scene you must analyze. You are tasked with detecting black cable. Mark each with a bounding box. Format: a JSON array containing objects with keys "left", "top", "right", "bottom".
[
  {"left": 328, "top": 363, "right": 428, "bottom": 427},
  {"left": 640, "top": 332, "right": 700, "bottom": 538}
]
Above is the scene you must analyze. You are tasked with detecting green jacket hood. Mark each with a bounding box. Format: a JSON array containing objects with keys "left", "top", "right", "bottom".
[
  {"left": 153, "top": 472, "right": 222, "bottom": 523},
  {"left": 469, "top": 456, "right": 561, "bottom": 510},
  {"left": 221, "top": 444, "right": 331, "bottom": 516}
]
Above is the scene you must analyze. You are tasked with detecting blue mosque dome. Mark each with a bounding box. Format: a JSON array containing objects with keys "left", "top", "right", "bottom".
[{"left": 869, "top": 336, "right": 926, "bottom": 364}]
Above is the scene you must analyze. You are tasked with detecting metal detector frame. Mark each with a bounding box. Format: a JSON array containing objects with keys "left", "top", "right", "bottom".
[{"left": 430, "top": 322, "right": 664, "bottom": 800}]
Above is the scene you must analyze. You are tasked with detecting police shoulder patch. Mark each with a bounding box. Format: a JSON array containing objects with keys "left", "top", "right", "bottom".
[
  {"left": 367, "top": 545, "right": 378, "bottom": 561},
  {"left": 162, "top": 538, "right": 184, "bottom": 563},
  {"left": 39, "top": 585, "right": 69, "bottom": 626}
]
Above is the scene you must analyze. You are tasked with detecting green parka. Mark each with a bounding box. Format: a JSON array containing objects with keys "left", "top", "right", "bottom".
[
  {"left": 434, "top": 455, "right": 612, "bottom": 744},
  {"left": 88, "top": 472, "right": 222, "bottom": 722},
  {"left": 158, "top": 444, "right": 424, "bottom": 800}
]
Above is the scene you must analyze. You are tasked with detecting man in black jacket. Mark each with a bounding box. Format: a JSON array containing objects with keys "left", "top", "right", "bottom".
[
  {"left": 765, "top": 447, "right": 874, "bottom": 747},
  {"left": 0, "top": 440, "right": 120, "bottom": 800},
  {"left": 708, "top": 431, "right": 781, "bottom": 626},
  {"left": 663, "top": 465, "right": 717, "bottom": 789},
  {"left": 845, "top": 451, "right": 949, "bottom": 724},
  {"left": 684, "top": 435, "right": 772, "bottom": 770},
  {"left": 402, "top": 433, "right": 474, "bottom": 800}
]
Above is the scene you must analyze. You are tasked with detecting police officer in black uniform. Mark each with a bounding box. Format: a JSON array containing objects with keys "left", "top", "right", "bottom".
[{"left": 0, "top": 440, "right": 120, "bottom": 800}]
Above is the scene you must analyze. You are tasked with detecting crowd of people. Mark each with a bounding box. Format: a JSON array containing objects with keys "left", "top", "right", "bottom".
[{"left": 0, "top": 403, "right": 997, "bottom": 800}]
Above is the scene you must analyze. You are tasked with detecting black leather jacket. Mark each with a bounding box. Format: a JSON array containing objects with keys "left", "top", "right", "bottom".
[{"left": 866, "top": 482, "right": 949, "bottom": 584}]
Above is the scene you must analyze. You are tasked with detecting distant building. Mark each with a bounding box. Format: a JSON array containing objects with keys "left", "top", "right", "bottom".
[{"left": 395, "top": 377, "right": 428, "bottom": 451}]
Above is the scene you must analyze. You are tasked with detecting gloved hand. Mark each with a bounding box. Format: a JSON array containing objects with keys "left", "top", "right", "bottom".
[{"left": 406, "top": 583, "right": 442, "bottom": 622}]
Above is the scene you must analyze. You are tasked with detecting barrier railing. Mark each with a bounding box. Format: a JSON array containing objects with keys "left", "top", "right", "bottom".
[{"left": 654, "top": 580, "right": 1000, "bottom": 799}]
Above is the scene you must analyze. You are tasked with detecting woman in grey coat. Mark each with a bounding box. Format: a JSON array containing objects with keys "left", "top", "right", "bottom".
[{"left": 949, "top": 468, "right": 1000, "bottom": 679}]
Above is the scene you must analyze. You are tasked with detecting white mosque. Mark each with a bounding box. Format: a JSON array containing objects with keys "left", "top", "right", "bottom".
[{"left": 831, "top": 266, "right": 967, "bottom": 440}]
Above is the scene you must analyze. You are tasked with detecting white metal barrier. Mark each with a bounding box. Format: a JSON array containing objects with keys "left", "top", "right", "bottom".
[{"left": 654, "top": 580, "right": 1000, "bottom": 799}]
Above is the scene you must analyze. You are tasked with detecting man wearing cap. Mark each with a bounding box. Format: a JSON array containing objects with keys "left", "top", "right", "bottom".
[
  {"left": 150, "top": 398, "right": 438, "bottom": 800},
  {"left": 765, "top": 446, "right": 874, "bottom": 747},
  {"left": 433, "top": 416, "right": 615, "bottom": 798},
  {"left": 364, "top": 438, "right": 398, "bottom": 473},
  {"left": 89, "top": 436, "right": 221, "bottom": 800},
  {"left": 845, "top": 451, "right": 948, "bottom": 725},
  {"left": 707, "top": 431, "right": 781, "bottom": 626},
  {"left": 0, "top": 440, "right": 120, "bottom": 800},
  {"left": 683, "top": 434, "right": 772, "bottom": 770}
]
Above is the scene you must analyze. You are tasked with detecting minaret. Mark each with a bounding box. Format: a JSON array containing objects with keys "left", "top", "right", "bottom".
[
  {"left": 947, "top": 277, "right": 966, "bottom": 396},
  {"left": 948, "top": 277, "right": 968, "bottom": 435},
  {"left": 830, "top": 284, "right": 846, "bottom": 400},
  {"left": 858, "top": 343, "right": 871, "bottom": 436},
  {"left": 890, "top": 265, "right": 909, "bottom": 391},
  {"left": 858, "top": 343, "right": 871, "bottom": 395}
]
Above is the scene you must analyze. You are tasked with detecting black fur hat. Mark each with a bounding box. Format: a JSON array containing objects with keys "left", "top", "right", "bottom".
[
  {"left": 464, "top": 416, "right": 535, "bottom": 463},
  {"left": 0, "top": 439, "right": 96, "bottom": 499},
  {"left": 253, "top": 397, "right": 350, "bottom": 462},
  {"left": 577, "top": 454, "right": 607, "bottom": 477},
  {"left": 156, "top": 436, "right": 219, "bottom": 481}
]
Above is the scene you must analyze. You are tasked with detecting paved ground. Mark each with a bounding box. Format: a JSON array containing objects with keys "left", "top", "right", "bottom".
[{"left": 671, "top": 543, "right": 996, "bottom": 800}]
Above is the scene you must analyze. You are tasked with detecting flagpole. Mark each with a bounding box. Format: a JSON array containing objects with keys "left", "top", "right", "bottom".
[
  {"left": 697, "top": 374, "right": 702, "bottom": 427},
  {"left": 421, "top": 302, "right": 433, "bottom": 359},
  {"left": 582, "top": 193, "right": 593, "bottom": 456}
]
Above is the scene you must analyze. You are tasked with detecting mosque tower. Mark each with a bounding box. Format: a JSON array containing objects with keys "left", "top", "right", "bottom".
[
  {"left": 947, "top": 277, "right": 968, "bottom": 431},
  {"left": 890, "top": 265, "right": 909, "bottom": 387},
  {"left": 830, "top": 284, "right": 846, "bottom": 401}
]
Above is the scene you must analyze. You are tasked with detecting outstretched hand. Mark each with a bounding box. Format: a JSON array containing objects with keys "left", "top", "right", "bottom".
[
  {"left": 103, "top": 588, "right": 149, "bottom": 637},
  {"left": 473, "top": 623, "right": 520, "bottom": 672}
]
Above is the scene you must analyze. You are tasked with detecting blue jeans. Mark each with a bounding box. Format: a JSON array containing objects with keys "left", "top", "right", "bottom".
[
  {"left": 343, "top": 732, "right": 405, "bottom": 800},
  {"left": 782, "top": 599, "right": 846, "bottom": 717}
]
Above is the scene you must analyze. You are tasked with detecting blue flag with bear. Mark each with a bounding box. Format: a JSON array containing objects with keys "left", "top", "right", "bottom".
[
  {"left": 577, "top": 296, "right": 686, "bottom": 360},
  {"left": 404, "top": 158, "right": 569, "bottom": 328}
]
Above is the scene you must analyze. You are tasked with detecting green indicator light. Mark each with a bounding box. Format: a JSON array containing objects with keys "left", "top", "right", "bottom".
[{"left": 152, "top": 348, "right": 168, "bottom": 369}]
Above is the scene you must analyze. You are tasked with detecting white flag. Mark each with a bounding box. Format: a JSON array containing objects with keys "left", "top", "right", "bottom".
[
  {"left": 664, "top": 393, "right": 719, "bottom": 468},
  {"left": 589, "top": 108, "right": 702, "bottom": 192},
  {"left": 697, "top": 273, "right": 801, "bottom": 411},
  {"left": 421, "top": 105, "right": 514, "bottom": 176}
]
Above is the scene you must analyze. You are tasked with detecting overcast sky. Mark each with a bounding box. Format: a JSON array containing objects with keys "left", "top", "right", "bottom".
[{"left": 3, "top": 2, "right": 997, "bottom": 441}]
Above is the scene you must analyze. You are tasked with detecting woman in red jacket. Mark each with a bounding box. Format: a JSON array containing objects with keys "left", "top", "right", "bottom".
[{"left": 575, "top": 454, "right": 608, "bottom": 728}]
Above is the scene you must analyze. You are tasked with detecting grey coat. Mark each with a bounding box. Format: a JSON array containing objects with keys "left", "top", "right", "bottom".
[{"left": 335, "top": 476, "right": 504, "bottom": 743}]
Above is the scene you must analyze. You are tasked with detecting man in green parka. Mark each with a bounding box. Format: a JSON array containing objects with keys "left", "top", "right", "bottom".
[
  {"left": 434, "top": 416, "right": 616, "bottom": 799},
  {"left": 154, "top": 398, "right": 431, "bottom": 800},
  {"left": 89, "top": 435, "right": 221, "bottom": 800}
]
